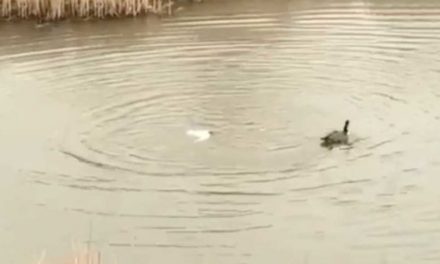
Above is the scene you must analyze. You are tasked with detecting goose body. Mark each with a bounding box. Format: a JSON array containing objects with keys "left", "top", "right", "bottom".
[{"left": 321, "top": 120, "right": 350, "bottom": 146}]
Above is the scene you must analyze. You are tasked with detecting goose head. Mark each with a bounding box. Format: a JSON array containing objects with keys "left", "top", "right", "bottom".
[{"left": 343, "top": 120, "right": 350, "bottom": 134}]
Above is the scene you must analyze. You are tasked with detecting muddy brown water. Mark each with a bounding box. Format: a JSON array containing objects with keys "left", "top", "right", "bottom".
[{"left": 2, "top": 0, "right": 440, "bottom": 263}]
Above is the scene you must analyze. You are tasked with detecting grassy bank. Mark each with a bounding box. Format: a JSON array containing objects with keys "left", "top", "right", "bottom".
[{"left": 0, "top": 0, "right": 198, "bottom": 22}]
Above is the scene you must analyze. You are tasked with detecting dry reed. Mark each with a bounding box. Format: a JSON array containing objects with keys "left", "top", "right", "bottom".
[
  {"left": 0, "top": 0, "right": 176, "bottom": 21},
  {"left": 36, "top": 246, "right": 104, "bottom": 264}
]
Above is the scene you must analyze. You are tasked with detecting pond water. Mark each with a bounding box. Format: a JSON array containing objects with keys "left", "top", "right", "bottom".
[{"left": 2, "top": 0, "right": 440, "bottom": 263}]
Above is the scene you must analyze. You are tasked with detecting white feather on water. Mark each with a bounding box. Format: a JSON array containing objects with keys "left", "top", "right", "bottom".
[{"left": 186, "top": 129, "right": 212, "bottom": 142}]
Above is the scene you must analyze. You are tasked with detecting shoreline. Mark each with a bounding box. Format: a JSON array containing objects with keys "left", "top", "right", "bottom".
[{"left": 0, "top": 0, "right": 202, "bottom": 22}]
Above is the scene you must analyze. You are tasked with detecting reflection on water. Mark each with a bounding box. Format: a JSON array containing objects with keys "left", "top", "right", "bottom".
[{"left": 2, "top": 0, "right": 440, "bottom": 263}]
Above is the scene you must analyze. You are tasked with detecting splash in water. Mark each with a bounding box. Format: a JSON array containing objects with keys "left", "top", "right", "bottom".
[{"left": 186, "top": 129, "right": 212, "bottom": 142}]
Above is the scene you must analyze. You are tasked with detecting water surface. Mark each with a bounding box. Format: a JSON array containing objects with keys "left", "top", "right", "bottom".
[{"left": 2, "top": 0, "right": 440, "bottom": 263}]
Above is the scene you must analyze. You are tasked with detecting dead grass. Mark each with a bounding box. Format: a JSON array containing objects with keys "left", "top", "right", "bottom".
[
  {"left": 0, "top": 0, "right": 175, "bottom": 21},
  {"left": 36, "top": 246, "right": 104, "bottom": 264}
]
